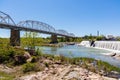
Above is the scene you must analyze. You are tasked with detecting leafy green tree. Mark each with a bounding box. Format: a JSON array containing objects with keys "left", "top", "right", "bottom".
[
  {"left": 21, "top": 31, "right": 39, "bottom": 49},
  {"left": 96, "top": 36, "right": 105, "bottom": 40}
]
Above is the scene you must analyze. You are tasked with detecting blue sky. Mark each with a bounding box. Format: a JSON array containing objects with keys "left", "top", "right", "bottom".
[{"left": 0, "top": 0, "right": 120, "bottom": 37}]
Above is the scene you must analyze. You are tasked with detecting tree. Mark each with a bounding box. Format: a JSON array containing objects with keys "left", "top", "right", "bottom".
[{"left": 22, "top": 31, "right": 39, "bottom": 49}]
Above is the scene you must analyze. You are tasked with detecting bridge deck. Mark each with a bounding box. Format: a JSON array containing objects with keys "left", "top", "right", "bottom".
[{"left": 0, "top": 23, "right": 74, "bottom": 37}]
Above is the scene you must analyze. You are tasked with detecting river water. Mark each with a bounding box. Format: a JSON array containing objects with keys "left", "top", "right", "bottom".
[{"left": 37, "top": 45, "right": 120, "bottom": 67}]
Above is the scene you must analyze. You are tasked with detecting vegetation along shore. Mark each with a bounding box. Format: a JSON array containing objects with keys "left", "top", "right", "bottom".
[{"left": 0, "top": 46, "right": 120, "bottom": 80}]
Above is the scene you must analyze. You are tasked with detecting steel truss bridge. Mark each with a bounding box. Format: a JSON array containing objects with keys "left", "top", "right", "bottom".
[
  {"left": 0, "top": 11, "right": 75, "bottom": 46},
  {"left": 0, "top": 11, "right": 75, "bottom": 37}
]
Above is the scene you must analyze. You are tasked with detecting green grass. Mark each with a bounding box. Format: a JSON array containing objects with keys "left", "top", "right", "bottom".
[
  {"left": 0, "top": 46, "right": 120, "bottom": 78},
  {"left": 0, "top": 71, "right": 14, "bottom": 80}
]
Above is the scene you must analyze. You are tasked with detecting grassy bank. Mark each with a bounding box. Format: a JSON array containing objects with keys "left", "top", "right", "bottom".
[
  {"left": 0, "top": 46, "right": 120, "bottom": 79},
  {"left": 35, "top": 51, "right": 120, "bottom": 73},
  {"left": 0, "top": 71, "right": 14, "bottom": 80}
]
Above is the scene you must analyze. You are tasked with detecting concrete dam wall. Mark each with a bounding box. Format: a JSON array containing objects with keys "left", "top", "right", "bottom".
[{"left": 79, "top": 41, "right": 120, "bottom": 52}]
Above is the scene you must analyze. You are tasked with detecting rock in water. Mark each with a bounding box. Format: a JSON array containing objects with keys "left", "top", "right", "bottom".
[
  {"left": 110, "top": 53, "right": 116, "bottom": 57},
  {"left": 114, "top": 54, "right": 120, "bottom": 60}
]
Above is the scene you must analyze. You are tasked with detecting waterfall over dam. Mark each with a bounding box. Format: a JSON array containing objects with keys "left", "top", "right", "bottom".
[{"left": 79, "top": 41, "right": 120, "bottom": 52}]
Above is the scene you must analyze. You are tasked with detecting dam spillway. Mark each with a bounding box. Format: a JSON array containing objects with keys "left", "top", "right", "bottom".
[{"left": 79, "top": 41, "right": 120, "bottom": 52}]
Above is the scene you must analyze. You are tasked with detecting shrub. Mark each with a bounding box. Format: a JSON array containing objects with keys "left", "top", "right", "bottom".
[
  {"left": 31, "top": 56, "right": 38, "bottom": 63},
  {"left": 23, "top": 62, "right": 44, "bottom": 73},
  {"left": 14, "top": 55, "right": 26, "bottom": 65},
  {"left": 54, "top": 56, "right": 61, "bottom": 61},
  {"left": 0, "top": 48, "right": 14, "bottom": 63},
  {"left": 44, "top": 62, "right": 49, "bottom": 67},
  {"left": 0, "top": 46, "right": 27, "bottom": 65},
  {"left": 23, "top": 62, "right": 35, "bottom": 73},
  {"left": 36, "top": 48, "right": 42, "bottom": 56}
]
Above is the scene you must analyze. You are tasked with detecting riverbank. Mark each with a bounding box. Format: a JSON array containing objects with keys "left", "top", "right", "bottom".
[
  {"left": 0, "top": 58, "right": 119, "bottom": 80},
  {"left": 0, "top": 46, "right": 120, "bottom": 80},
  {"left": 40, "top": 42, "right": 77, "bottom": 47},
  {"left": 40, "top": 43, "right": 64, "bottom": 47},
  {"left": 17, "top": 64, "right": 117, "bottom": 80}
]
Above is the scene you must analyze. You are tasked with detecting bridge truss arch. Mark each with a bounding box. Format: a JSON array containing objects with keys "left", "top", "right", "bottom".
[
  {"left": 56, "top": 29, "right": 75, "bottom": 37},
  {"left": 0, "top": 11, "right": 16, "bottom": 25},
  {"left": 0, "top": 11, "right": 75, "bottom": 38},
  {"left": 17, "top": 20, "right": 75, "bottom": 37},
  {"left": 17, "top": 20, "right": 56, "bottom": 33},
  {"left": 68, "top": 33, "right": 75, "bottom": 37},
  {"left": 56, "top": 29, "right": 69, "bottom": 36}
]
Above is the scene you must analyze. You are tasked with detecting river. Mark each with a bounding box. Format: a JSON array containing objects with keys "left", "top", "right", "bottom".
[{"left": 36, "top": 44, "right": 120, "bottom": 67}]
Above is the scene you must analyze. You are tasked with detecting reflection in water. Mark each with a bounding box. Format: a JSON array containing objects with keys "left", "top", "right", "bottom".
[
  {"left": 36, "top": 45, "right": 120, "bottom": 67},
  {"left": 51, "top": 47, "right": 57, "bottom": 55},
  {"left": 51, "top": 47, "right": 57, "bottom": 51}
]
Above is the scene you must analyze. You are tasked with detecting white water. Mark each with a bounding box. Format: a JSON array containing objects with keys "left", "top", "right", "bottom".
[
  {"left": 79, "top": 41, "right": 120, "bottom": 53},
  {"left": 78, "top": 41, "right": 90, "bottom": 47},
  {"left": 94, "top": 41, "right": 120, "bottom": 53}
]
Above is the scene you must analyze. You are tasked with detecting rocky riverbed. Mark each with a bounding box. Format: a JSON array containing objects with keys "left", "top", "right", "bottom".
[
  {"left": 0, "top": 59, "right": 119, "bottom": 80},
  {"left": 16, "top": 64, "right": 117, "bottom": 80},
  {"left": 0, "top": 47, "right": 120, "bottom": 80}
]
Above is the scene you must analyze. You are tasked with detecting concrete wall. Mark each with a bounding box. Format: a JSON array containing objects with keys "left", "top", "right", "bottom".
[
  {"left": 94, "top": 41, "right": 120, "bottom": 51},
  {"left": 79, "top": 41, "right": 120, "bottom": 51}
]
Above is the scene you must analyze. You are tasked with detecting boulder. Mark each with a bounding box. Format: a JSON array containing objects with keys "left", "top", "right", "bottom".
[
  {"left": 23, "top": 52, "right": 31, "bottom": 59},
  {"left": 110, "top": 53, "right": 116, "bottom": 57},
  {"left": 26, "top": 57, "right": 33, "bottom": 63},
  {"left": 14, "top": 52, "right": 31, "bottom": 64},
  {"left": 114, "top": 54, "right": 120, "bottom": 60},
  {"left": 14, "top": 55, "right": 26, "bottom": 64}
]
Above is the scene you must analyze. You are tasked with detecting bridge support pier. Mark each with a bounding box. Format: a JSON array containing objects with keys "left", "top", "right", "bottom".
[
  {"left": 65, "top": 37, "right": 70, "bottom": 42},
  {"left": 10, "top": 29, "right": 20, "bottom": 46},
  {"left": 50, "top": 34, "right": 58, "bottom": 44}
]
